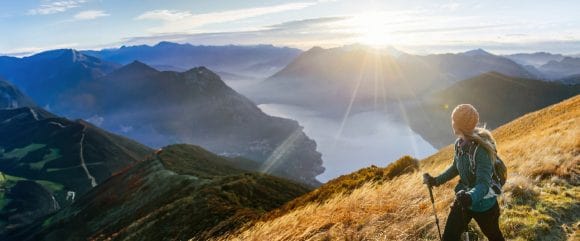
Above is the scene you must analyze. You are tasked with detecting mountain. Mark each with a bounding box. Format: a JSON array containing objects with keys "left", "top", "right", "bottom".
[
  {"left": 505, "top": 52, "right": 565, "bottom": 67},
  {"left": 462, "top": 48, "right": 494, "bottom": 57},
  {"left": 0, "top": 78, "right": 35, "bottom": 109},
  {"left": 539, "top": 57, "right": 580, "bottom": 79},
  {"left": 424, "top": 48, "right": 537, "bottom": 80},
  {"left": 559, "top": 74, "right": 580, "bottom": 85},
  {"left": 260, "top": 46, "right": 535, "bottom": 115},
  {"left": 57, "top": 61, "right": 324, "bottom": 186},
  {"left": 6, "top": 144, "right": 311, "bottom": 241},
  {"left": 82, "top": 42, "right": 302, "bottom": 78},
  {"left": 405, "top": 72, "right": 580, "bottom": 148},
  {"left": 217, "top": 94, "right": 580, "bottom": 241},
  {"left": 0, "top": 49, "right": 119, "bottom": 107},
  {"left": 0, "top": 106, "right": 152, "bottom": 234}
]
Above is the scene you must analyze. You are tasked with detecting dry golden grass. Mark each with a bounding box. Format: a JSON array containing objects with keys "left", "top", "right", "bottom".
[{"left": 213, "top": 94, "right": 580, "bottom": 241}]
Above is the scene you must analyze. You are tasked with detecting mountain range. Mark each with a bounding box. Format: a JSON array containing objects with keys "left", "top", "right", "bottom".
[
  {"left": 82, "top": 42, "right": 302, "bottom": 79},
  {"left": 0, "top": 48, "right": 324, "bottom": 186},
  {"left": 538, "top": 57, "right": 580, "bottom": 79},
  {"left": 504, "top": 52, "right": 565, "bottom": 67},
  {"left": 257, "top": 46, "right": 540, "bottom": 115},
  {"left": 0, "top": 49, "right": 118, "bottom": 106}
]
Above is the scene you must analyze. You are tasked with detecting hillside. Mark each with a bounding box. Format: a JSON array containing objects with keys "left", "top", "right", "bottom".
[
  {"left": 57, "top": 61, "right": 324, "bottom": 186},
  {"left": 0, "top": 107, "right": 152, "bottom": 234},
  {"left": 215, "top": 94, "right": 579, "bottom": 241},
  {"left": 0, "top": 78, "right": 35, "bottom": 109},
  {"left": 559, "top": 74, "right": 580, "bottom": 85},
  {"left": 5, "top": 144, "right": 311, "bottom": 241},
  {"left": 406, "top": 72, "right": 580, "bottom": 148},
  {"left": 505, "top": 52, "right": 565, "bottom": 68},
  {"left": 539, "top": 57, "right": 580, "bottom": 79}
]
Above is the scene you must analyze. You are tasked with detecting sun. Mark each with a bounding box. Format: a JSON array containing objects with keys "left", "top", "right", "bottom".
[{"left": 353, "top": 12, "right": 392, "bottom": 47}]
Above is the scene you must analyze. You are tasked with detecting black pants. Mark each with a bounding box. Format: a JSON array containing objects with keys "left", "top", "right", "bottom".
[{"left": 442, "top": 200, "right": 505, "bottom": 241}]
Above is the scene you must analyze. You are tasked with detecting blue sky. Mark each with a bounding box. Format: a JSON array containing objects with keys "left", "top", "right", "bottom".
[{"left": 1, "top": 0, "right": 580, "bottom": 56}]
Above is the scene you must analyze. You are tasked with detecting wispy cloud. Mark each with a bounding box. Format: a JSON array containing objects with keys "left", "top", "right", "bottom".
[
  {"left": 135, "top": 10, "right": 190, "bottom": 22},
  {"left": 391, "top": 24, "right": 512, "bottom": 34},
  {"left": 135, "top": 2, "right": 318, "bottom": 33},
  {"left": 124, "top": 16, "right": 356, "bottom": 48},
  {"left": 74, "top": 10, "right": 109, "bottom": 20},
  {"left": 440, "top": 2, "right": 461, "bottom": 11},
  {"left": 28, "top": 0, "right": 86, "bottom": 15},
  {"left": 266, "top": 16, "right": 350, "bottom": 31}
]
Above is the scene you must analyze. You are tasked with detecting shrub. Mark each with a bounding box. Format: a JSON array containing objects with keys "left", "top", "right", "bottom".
[{"left": 503, "top": 175, "right": 539, "bottom": 205}]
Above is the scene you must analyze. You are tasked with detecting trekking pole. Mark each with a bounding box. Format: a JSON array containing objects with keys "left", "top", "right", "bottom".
[{"left": 427, "top": 185, "right": 443, "bottom": 241}]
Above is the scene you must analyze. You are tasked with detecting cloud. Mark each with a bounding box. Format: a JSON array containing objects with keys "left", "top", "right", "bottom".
[
  {"left": 391, "top": 24, "right": 512, "bottom": 34},
  {"left": 135, "top": 10, "right": 190, "bottom": 22},
  {"left": 74, "top": 10, "right": 109, "bottom": 20},
  {"left": 440, "top": 2, "right": 460, "bottom": 11},
  {"left": 124, "top": 16, "right": 357, "bottom": 48},
  {"left": 135, "top": 2, "right": 318, "bottom": 33},
  {"left": 0, "top": 43, "right": 79, "bottom": 57},
  {"left": 266, "top": 16, "right": 350, "bottom": 31},
  {"left": 28, "top": 0, "right": 86, "bottom": 15}
]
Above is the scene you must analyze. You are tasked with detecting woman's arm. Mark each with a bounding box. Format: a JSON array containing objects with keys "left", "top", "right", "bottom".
[
  {"left": 466, "top": 147, "right": 494, "bottom": 203},
  {"left": 434, "top": 157, "right": 458, "bottom": 186}
]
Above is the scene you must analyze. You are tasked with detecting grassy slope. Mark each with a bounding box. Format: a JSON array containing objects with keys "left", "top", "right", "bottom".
[
  {"left": 218, "top": 94, "right": 579, "bottom": 241},
  {"left": 0, "top": 107, "right": 152, "bottom": 233},
  {"left": 11, "top": 144, "right": 310, "bottom": 241}
]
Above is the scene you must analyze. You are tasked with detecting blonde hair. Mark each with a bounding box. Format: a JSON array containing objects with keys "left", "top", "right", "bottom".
[{"left": 463, "top": 123, "right": 498, "bottom": 161}]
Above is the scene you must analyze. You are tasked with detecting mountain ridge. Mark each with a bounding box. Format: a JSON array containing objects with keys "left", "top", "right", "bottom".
[
  {"left": 5, "top": 144, "right": 311, "bottom": 241},
  {"left": 82, "top": 42, "right": 302, "bottom": 78},
  {"left": 259, "top": 45, "right": 537, "bottom": 115}
]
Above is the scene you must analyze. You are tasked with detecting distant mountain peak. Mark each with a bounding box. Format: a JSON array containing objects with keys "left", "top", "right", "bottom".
[
  {"left": 154, "top": 41, "right": 187, "bottom": 48},
  {"left": 28, "top": 48, "right": 85, "bottom": 62},
  {"left": 183, "top": 66, "right": 224, "bottom": 83},
  {"left": 114, "top": 60, "right": 159, "bottom": 76},
  {"left": 463, "top": 48, "right": 494, "bottom": 57}
]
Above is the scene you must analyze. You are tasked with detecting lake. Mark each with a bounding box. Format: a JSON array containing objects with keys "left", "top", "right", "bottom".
[{"left": 258, "top": 103, "right": 438, "bottom": 182}]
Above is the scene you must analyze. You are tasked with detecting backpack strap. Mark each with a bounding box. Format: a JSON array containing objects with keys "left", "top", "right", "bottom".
[{"left": 469, "top": 143, "right": 478, "bottom": 175}]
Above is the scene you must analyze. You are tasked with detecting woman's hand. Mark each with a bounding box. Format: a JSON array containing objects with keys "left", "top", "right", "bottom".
[
  {"left": 423, "top": 173, "right": 436, "bottom": 187},
  {"left": 455, "top": 190, "right": 472, "bottom": 208}
]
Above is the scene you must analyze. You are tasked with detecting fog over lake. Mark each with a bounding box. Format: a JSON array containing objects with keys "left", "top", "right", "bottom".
[{"left": 258, "top": 103, "right": 438, "bottom": 182}]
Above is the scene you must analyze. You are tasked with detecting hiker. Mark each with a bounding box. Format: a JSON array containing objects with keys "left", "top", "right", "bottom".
[{"left": 423, "top": 104, "right": 505, "bottom": 241}]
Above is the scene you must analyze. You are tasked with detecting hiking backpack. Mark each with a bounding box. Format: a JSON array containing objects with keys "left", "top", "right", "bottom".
[{"left": 455, "top": 139, "right": 507, "bottom": 197}]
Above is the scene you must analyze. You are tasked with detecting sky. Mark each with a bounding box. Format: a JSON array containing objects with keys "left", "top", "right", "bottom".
[{"left": 1, "top": 0, "right": 580, "bottom": 56}]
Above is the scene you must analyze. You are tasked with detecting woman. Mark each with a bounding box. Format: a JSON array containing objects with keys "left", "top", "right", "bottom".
[{"left": 423, "top": 104, "right": 505, "bottom": 241}]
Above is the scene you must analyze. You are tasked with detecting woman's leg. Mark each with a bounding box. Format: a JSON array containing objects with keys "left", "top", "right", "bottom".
[
  {"left": 442, "top": 200, "right": 471, "bottom": 241},
  {"left": 472, "top": 202, "right": 505, "bottom": 241}
]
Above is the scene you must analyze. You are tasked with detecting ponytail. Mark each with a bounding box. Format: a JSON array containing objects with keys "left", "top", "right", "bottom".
[{"left": 464, "top": 124, "right": 497, "bottom": 162}]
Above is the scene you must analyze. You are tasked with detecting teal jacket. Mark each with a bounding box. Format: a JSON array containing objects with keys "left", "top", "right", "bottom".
[{"left": 434, "top": 138, "right": 497, "bottom": 212}]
